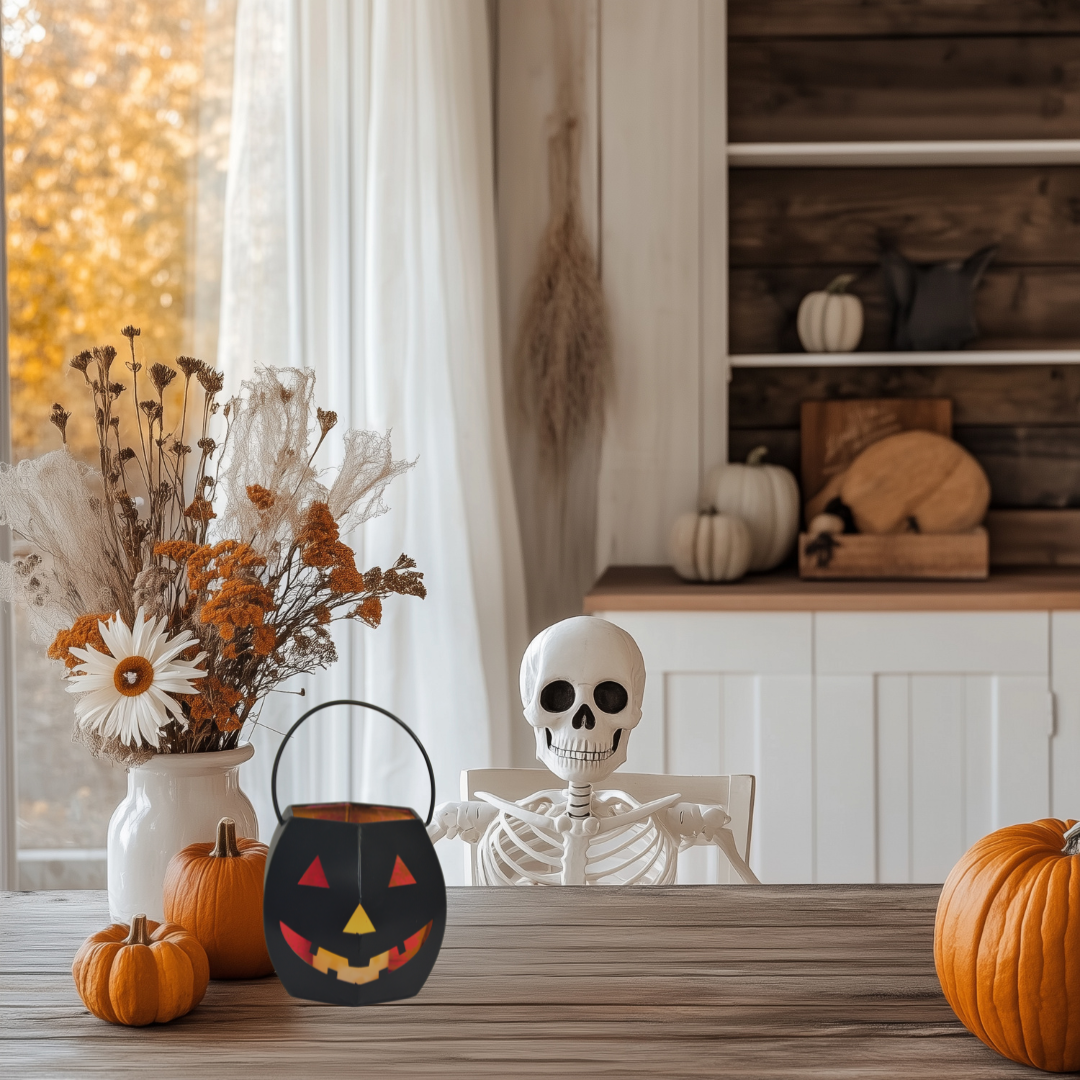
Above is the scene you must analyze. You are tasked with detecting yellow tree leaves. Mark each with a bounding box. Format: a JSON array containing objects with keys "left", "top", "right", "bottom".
[{"left": 3, "top": 1, "right": 228, "bottom": 460}]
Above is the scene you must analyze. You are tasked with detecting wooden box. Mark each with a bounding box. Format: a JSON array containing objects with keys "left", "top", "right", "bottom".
[{"left": 798, "top": 529, "right": 989, "bottom": 580}]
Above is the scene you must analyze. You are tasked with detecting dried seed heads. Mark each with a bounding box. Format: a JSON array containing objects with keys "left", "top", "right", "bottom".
[
  {"left": 69, "top": 351, "right": 93, "bottom": 375},
  {"left": 197, "top": 366, "right": 224, "bottom": 395},
  {"left": 149, "top": 363, "right": 178, "bottom": 392},
  {"left": 175, "top": 355, "right": 203, "bottom": 379},
  {"left": 49, "top": 403, "right": 71, "bottom": 443}
]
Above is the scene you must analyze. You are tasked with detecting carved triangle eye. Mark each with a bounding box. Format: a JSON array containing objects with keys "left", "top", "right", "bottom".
[
  {"left": 389, "top": 855, "right": 416, "bottom": 887},
  {"left": 298, "top": 855, "right": 329, "bottom": 888}
]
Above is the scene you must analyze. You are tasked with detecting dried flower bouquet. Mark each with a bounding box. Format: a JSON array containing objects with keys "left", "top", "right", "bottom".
[{"left": 0, "top": 327, "right": 424, "bottom": 765}]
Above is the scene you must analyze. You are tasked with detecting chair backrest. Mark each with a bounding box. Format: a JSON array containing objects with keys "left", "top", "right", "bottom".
[{"left": 459, "top": 768, "right": 756, "bottom": 885}]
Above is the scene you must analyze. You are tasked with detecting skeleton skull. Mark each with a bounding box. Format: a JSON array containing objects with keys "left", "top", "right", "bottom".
[{"left": 520, "top": 616, "right": 646, "bottom": 783}]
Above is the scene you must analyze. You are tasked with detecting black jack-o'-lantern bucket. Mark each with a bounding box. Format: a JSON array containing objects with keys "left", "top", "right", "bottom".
[{"left": 263, "top": 699, "right": 445, "bottom": 1006}]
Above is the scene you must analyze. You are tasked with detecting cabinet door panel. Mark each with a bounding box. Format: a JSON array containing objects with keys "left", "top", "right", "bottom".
[
  {"left": 994, "top": 675, "right": 1052, "bottom": 828},
  {"left": 666, "top": 673, "right": 723, "bottom": 777},
  {"left": 1051, "top": 613, "right": 1080, "bottom": 821},
  {"left": 910, "top": 676, "right": 966, "bottom": 883},
  {"left": 662, "top": 670, "right": 813, "bottom": 884},
  {"left": 756, "top": 675, "right": 814, "bottom": 884},
  {"left": 876, "top": 674, "right": 910, "bottom": 883},
  {"left": 815, "top": 676, "right": 876, "bottom": 884},
  {"left": 963, "top": 677, "right": 994, "bottom": 850}
]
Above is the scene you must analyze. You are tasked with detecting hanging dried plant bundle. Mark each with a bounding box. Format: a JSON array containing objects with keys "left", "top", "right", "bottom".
[
  {"left": 514, "top": 107, "right": 611, "bottom": 479},
  {"left": 0, "top": 335, "right": 423, "bottom": 763}
]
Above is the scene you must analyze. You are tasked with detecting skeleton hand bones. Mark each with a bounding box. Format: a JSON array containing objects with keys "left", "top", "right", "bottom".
[
  {"left": 427, "top": 801, "right": 498, "bottom": 845},
  {"left": 665, "top": 802, "right": 760, "bottom": 884}
]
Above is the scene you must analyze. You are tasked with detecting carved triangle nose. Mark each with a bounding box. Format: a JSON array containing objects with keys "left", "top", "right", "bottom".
[
  {"left": 343, "top": 901, "right": 376, "bottom": 935},
  {"left": 572, "top": 703, "right": 595, "bottom": 730}
]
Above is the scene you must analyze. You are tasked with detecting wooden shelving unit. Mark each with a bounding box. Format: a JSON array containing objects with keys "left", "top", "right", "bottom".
[
  {"left": 731, "top": 350, "right": 1080, "bottom": 369},
  {"left": 725, "top": 2, "right": 1080, "bottom": 369},
  {"left": 725, "top": 0, "right": 1080, "bottom": 523},
  {"left": 728, "top": 140, "right": 1080, "bottom": 170}
]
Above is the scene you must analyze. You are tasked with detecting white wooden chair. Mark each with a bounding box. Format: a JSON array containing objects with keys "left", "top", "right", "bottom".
[{"left": 458, "top": 768, "right": 756, "bottom": 885}]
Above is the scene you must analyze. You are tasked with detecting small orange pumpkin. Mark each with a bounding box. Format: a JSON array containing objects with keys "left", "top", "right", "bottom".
[
  {"left": 72, "top": 913, "right": 209, "bottom": 1025},
  {"left": 163, "top": 816, "right": 274, "bottom": 979},
  {"left": 935, "top": 818, "right": 1080, "bottom": 1071}
]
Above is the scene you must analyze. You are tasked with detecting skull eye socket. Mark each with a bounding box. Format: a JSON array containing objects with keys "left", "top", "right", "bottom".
[
  {"left": 594, "top": 681, "right": 628, "bottom": 714},
  {"left": 539, "top": 679, "right": 575, "bottom": 713}
]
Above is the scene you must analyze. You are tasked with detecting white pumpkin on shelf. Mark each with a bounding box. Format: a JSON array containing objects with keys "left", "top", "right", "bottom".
[
  {"left": 701, "top": 447, "right": 800, "bottom": 572},
  {"left": 797, "top": 274, "right": 863, "bottom": 354},
  {"left": 669, "top": 510, "right": 752, "bottom": 583}
]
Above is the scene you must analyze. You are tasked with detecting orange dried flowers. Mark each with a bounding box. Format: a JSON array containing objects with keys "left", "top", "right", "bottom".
[
  {"left": 351, "top": 596, "right": 383, "bottom": 628},
  {"left": 297, "top": 502, "right": 365, "bottom": 594},
  {"left": 48, "top": 613, "right": 112, "bottom": 670},
  {"left": 246, "top": 484, "right": 275, "bottom": 511},
  {"left": 185, "top": 677, "right": 244, "bottom": 732},
  {"left": 183, "top": 496, "right": 216, "bottom": 522}
]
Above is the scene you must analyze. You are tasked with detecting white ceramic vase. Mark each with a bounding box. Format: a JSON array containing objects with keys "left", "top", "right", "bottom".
[{"left": 107, "top": 743, "right": 259, "bottom": 923}]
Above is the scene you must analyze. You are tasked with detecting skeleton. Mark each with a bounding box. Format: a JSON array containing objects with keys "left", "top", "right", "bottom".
[{"left": 428, "top": 616, "right": 760, "bottom": 885}]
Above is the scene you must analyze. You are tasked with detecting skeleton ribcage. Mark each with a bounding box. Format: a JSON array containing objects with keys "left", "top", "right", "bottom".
[{"left": 475, "top": 792, "right": 680, "bottom": 886}]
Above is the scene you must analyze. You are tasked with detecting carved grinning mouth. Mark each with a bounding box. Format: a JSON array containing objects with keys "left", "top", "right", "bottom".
[
  {"left": 545, "top": 728, "right": 622, "bottom": 761},
  {"left": 279, "top": 919, "right": 432, "bottom": 986}
]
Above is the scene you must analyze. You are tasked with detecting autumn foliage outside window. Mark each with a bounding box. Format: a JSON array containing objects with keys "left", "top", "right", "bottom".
[
  {"left": 3, "top": 0, "right": 236, "bottom": 880},
  {"left": 4, "top": 0, "right": 233, "bottom": 461}
]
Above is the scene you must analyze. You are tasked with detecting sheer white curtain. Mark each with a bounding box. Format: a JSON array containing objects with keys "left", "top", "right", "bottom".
[{"left": 218, "top": 0, "right": 527, "bottom": 882}]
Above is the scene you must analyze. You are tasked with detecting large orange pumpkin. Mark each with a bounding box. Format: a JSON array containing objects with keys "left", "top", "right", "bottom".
[
  {"left": 935, "top": 818, "right": 1080, "bottom": 1071},
  {"left": 163, "top": 816, "right": 274, "bottom": 979},
  {"left": 72, "top": 914, "right": 209, "bottom": 1025}
]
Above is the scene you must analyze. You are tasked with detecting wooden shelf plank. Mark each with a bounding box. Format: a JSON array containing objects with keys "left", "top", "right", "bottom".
[
  {"left": 730, "top": 351, "right": 1080, "bottom": 369},
  {"left": 727, "top": 140, "right": 1080, "bottom": 168},
  {"left": 584, "top": 566, "right": 1080, "bottom": 613}
]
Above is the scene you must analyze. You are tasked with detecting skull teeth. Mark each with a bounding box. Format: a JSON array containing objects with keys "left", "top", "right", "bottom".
[{"left": 548, "top": 740, "right": 615, "bottom": 762}]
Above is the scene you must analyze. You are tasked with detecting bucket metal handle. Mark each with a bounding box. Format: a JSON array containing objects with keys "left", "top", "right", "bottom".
[{"left": 269, "top": 699, "right": 436, "bottom": 826}]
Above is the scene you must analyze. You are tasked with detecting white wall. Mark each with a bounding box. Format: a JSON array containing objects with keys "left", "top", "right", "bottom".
[{"left": 497, "top": 0, "right": 727, "bottom": 620}]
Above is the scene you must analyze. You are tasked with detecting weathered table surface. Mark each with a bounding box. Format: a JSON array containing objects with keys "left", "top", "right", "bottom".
[{"left": 0, "top": 886, "right": 1060, "bottom": 1078}]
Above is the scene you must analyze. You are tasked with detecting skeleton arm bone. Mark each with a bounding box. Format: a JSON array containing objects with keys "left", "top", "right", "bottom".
[
  {"left": 426, "top": 801, "right": 499, "bottom": 845},
  {"left": 596, "top": 793, "right": 682, "bottom": 833},
  {"left": 664, "top": 803, "right": 761, "bottom": 885}
]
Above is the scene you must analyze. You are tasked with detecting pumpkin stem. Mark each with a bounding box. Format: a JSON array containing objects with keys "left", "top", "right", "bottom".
[
  {"left": 210, "top": 817, "right": 241, "bottom": 859},
  {"left": 125, "top": 913, "right": 151, "bottom": 947},
  {"left": 1063, "top": 822, "right": 1080, "bottom": 855},
  {"left": 746, "top": 446, "right": 770, "bottom": 467},
  {"left": 825, "top": 273, "right": 857, "bottom": 295}
]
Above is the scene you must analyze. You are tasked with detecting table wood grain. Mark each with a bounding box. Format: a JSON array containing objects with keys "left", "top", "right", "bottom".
[{"left": 0, "top": 886, "right": 1062, "bottom": 1078}]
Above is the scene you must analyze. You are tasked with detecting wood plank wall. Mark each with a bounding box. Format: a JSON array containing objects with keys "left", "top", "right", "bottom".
[{"left": 728, "top": 0, "right": 1080, "bottom": 512}]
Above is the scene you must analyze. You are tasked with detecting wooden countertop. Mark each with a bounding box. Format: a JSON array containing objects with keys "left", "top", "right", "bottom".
[
  {"left": 584, "top": 565, "right": 1080, "bottom": 613},
  {"left": 0, "top": 886, "right": 1040, "bottom": 1078}
]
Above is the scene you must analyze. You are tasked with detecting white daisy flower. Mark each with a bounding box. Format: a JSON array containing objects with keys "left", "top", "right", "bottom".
[{"left": 65, "top": 607, "right": 208, "bottom": 749}]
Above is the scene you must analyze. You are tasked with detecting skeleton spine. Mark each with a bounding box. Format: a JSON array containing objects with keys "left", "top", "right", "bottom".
[{"left": 566, "top": 781, "right": 592, "bottom": 819}]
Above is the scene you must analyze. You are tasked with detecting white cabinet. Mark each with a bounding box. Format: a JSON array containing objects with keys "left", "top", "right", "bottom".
[
  {"left": 602, "top": 611, "right": 813, "bottom": 885},
  {"left": 814, "top": 613, "right": 1052, "bottom": 886},
  {"left": 596, "top": 608, "right": 1067, "bottom": 886}
]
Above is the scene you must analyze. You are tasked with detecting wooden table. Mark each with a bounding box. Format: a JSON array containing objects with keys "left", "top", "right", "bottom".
[{"left": 2, "top": 886, "right": 1060, "bottom": 1078}]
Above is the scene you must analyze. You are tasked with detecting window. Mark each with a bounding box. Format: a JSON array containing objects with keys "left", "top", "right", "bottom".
[{"left": 3, "top": 0, "right": 236, "bottom": 887}]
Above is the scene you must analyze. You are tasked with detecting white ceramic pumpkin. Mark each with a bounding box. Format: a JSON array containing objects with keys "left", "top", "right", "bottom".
[
  {"left": 702, "top": 447, "right": 800, "bottom": 572},
  {"left": 669, "top": 511, "right": 752, "bottom": 583},
  {"left": 797, "top": 274, "right": 863, "bottom": 354}
]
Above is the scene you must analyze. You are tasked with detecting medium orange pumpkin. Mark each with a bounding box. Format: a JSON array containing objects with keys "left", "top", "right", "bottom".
[
  {"left": 935, "top": 818, "right": 1080, "bottom": 1071},
  {"left": 72, "top": 914, "right": 209, "bottom": 1025},
  {"left": 163, "top": 816, "right": 274, "bottom": 979}
]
